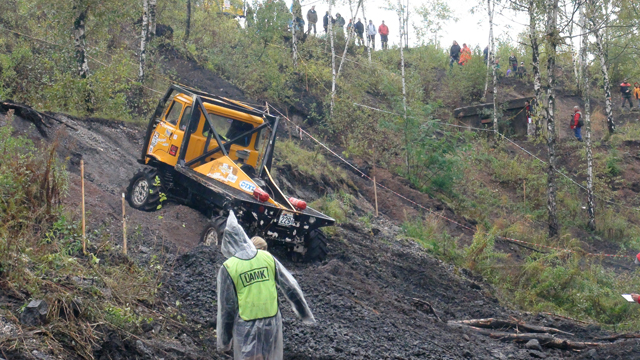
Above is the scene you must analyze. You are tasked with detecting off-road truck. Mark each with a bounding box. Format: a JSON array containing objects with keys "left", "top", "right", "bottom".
[{"left": 127, "top": 85, "right": 334, "bottom": 261}]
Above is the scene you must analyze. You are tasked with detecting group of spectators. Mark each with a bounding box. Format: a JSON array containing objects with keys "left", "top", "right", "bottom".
[
  {"left": 303, "top": 6, "right": 390, "bottom": 50},
  {"left": 619, "top": 79, "right": 640, "bottom": 111},
  {"left": 565, "top": 79, "right": 640, "bottom": 143}
]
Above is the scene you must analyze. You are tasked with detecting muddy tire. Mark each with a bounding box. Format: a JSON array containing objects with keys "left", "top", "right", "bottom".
[
  {"left": 200, "top": 216, "right": 227, "bottom": 247},
  {"left": 126, "top": 168, "right": 162, "bottom": 211},
  {"left": 304, "top": 229, "right": 328, "bottom": 262}
]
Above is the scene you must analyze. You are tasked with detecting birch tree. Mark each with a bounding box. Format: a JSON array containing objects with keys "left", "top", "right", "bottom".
[
  {"left": 398, "top": 0, "right": 408, "bottom": 170},
  {"left": 291, "top": 10, "right": 298, "bottom": 69},
  {"left": 139, "top": 0, "right": 149, "bottom": 83},
  {"left": 336, "top": 0, "right": 363, "bottom": 80},
  {"left": 414, "top": 0, "right": 456, "bottom": 45},
  {"left": 545, "top": 0, "right": 560, "bottom": 238},
  {"left": 591, "top": 11, "right": 615, "bottom": 134},
  {"left": 329, "top": 0, "right": 336, "bottom": 119},
  {"left": 73, "top": 1, "right": 90, "bottom": 79},
  {"left": 563, "top": 0, "right": 580, "bottom": 95},
  {"left": 363, "top": 3, "right": 371, "bottom": 64},
  {"left": 482, "top": 0, "right": 495, "bottom": 102},
  {"left": 529, "top": 0, "right": 543, "bottom": 136},
  {"left": 581, "top": 3, "right": 595, "bottom": 230}
]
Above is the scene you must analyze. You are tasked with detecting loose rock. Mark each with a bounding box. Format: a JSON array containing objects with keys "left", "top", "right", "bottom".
[
  {"left": 525, "top": 339, "right": 543, "bottom": 351},
  {"left": 21, "top": 300, "right": 48, "bottom": 326}
]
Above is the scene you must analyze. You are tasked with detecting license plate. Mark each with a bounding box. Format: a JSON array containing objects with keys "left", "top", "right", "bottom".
[{"left": 278, "top": 212, "right": 295, "bottom": 226}]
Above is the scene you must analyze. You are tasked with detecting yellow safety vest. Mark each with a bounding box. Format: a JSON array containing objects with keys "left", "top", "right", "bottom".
[{"left": 223, "top": 250, "right": 278, "bottom": 321}]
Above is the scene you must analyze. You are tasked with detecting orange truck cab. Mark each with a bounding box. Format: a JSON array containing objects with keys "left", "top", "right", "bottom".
[{"left": 128, "top": 85, "right": 334, "bottom": 261}]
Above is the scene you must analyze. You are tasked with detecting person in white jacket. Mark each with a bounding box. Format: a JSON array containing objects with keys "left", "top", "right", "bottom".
[
  {"left": 367, "top": 20, "right": 377, "bottom": 50},
  {"left": 216, "top": 211, "right": 315, "bottom": 360}
]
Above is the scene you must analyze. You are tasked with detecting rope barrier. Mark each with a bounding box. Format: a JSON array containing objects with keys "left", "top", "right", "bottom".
[
  {"left": 268, "top": 104, "right": 632, "bottom": 259},
  {"left": 351, "top": 102, "right": 640, "bottom": 213}
]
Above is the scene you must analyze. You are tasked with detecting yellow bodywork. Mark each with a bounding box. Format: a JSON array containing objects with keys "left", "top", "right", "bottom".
[
  {"left": 146, "top": 94, "right": 264, "bottom": 168},
  {"left": 145, "top": 93, "right": 288, "bottom": 209},
  {"left": 193, "top": 156, "right": 283, "bottom": 208}
]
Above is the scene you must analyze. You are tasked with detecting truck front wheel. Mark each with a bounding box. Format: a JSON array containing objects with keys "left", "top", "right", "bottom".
[
  {"left": 126, "top": 168, "right": 163, "bottom": 211},
  {"left": 200, "top": 216, "right": 227, "bottom": 247},
  {"left": 303, "top": 229, "right": 328, "bottom": 262}
]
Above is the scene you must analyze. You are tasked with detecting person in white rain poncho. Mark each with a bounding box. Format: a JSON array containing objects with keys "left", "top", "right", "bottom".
[{"left": 217, "top": 211, "right": 315, "bottom": 360}]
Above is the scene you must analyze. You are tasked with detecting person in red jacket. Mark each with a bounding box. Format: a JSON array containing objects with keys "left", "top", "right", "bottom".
[
  {"left": 378, "top": 21, "right": 389, "bottom": 50},
  {"left": 621, "top": 79, "right": 633, "bottom": 109},
  {"left": 570, "top": 106, "right": 583, "bottom": 142},
  {"left": 630, "top": 254, "right": 640, "bottom": 303},
  {"left": 459, "top": 44, "right": 472, "bottom": 66}
]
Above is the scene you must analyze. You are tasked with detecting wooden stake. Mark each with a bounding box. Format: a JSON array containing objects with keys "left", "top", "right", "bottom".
[
  {"left": 523, "top": 179, "right": 526, "bottom": 208},
  {"left": 122, "top": 193, "right": 127, "bottom": 255},
  {"left": 81, "top": 159, "right": 86, "bottom": 255},
  {"left": 373, "top": 176, "right": 379, "bottom": 217}
]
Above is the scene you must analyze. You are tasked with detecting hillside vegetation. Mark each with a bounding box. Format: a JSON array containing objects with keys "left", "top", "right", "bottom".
[{"left": 4, "top": 0, "right": 640, "bottom": 358}]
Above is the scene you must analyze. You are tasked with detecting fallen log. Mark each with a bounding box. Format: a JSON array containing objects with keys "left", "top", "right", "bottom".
[
  {"left": 449, "top": 318, "right": 573, "bottom": 335},
  {"left": 1, "top": 100, "right": 49, "bottom": 137},
  {"left": 410, "top": 297, "right": 442, "bottom": 323},
  {"left": 448, "top": 323, "right": 607, "bottom": 350}
]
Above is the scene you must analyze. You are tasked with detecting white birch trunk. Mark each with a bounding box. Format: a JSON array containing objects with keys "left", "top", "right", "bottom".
[
  {"left": 336, "top": 0, "right": 362, "bottom": 81},
  {"left": 529, "top": 0, "right": 542, "bottom": 137},
  {"left": 363, "top": 3, "right": 371, "bottom": 64},
  {"left": 139, "top": 0, "right": 149, "bottom": 83},
  {"left": 291, "top": 12, "right": 297, "bottom": 69},
  {"left": 593, "top": 24, "right": 615, "bottom": 134},
  {"left": 329, "top": 0, "right": 336, "bottom": 119},
  {"left": 483, "top": 0, "right": 494, "bottom": 101},
  {"left": 149, "top": 0, "right": 157, "bottom": 37},
  {"left": 568, "top": 13, "right": 580, "bottom": 95},
  {"left": 398, "top": 0, "right": 408, "bottom": 170},
  {"left": 73, "top": 4, "right": 89, "bottom": 79},
  {"left": 404, "top": 0, "right": 409, "bottom": 47},
  {"left": 545, "top": 0, "right": 559, "bottom": 238},
  {"left": 581, "top": 4, "right": 595, "bottom": 230}
]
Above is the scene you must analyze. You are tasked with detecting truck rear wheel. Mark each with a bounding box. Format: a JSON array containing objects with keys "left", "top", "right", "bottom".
[
  {"left": 126, "top": 168, "right": 162, "bottom": 211},
  {"left": 304, "top": 229, "right": 328, "bottom": 262},
  {"left": 200, "top": 216, "right": 227, "bottom": 247}
]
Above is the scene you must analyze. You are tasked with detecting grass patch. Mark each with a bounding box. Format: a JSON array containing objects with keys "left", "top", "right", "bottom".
[
  {"left": 275, "top": 140, "right": 353, "bottom": 187},
  {"left": 0, "top": 116, "right": 171, "bottom": 355}
]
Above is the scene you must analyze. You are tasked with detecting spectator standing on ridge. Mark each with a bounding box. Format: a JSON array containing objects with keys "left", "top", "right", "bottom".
[
  {"left": 449, "top": 41, "right": 461, "bottom": 68},
  {"left": 570, "top": 106, "right": 583, "bottom": 142},
  {"left": 306, "top": 5, "right": 317, "bottom": 35},
  {"left": 378, "top": 20, "right": 389, "bottom": 50},
  {"left": 517, "top": 62, "right": 526, "bottom": 79},
  {"left": 355, "top": 18, "right": 364, "bottom": 45},
  {"left": 508, "top": 53, "right": 518, "bottom": 76},
  {"left": 634, "top": 82, "right": 640, "bottom": 110},
  {"left": 367, "top": 20, "right": 377, "bottom": 50},
  {"left": 323, "top": 11, "right": 329, "bottom": 33},
  {"left": 335, "top": 13, "right": 345, "bottom": 36},
  {"left": 621, "top": 79, "right": 633, "bottom": 109},
  {"left": 459, "top": 43, "right": 471, "bottom": 66},
  {"left": 483, "top": 46, "right": 489, "bottom": 63},
  {"left": 217, "top": 211, "right": 315, "bottom": 360}
]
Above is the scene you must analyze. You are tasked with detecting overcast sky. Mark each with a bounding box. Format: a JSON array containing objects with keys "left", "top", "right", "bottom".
[{"left": 296, "top": 0, "right": 529, "bottom": 50}]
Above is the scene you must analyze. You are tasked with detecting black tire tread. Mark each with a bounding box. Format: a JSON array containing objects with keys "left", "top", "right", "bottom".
[
  {"left": 126, "top": 168, "right": 162, "bottom": 212},
  {"left": 304, "top": 229, "right": 328, "bottom": 262},
  {"left": 200, "top": 216, "right": 228, "bottom": 247}
]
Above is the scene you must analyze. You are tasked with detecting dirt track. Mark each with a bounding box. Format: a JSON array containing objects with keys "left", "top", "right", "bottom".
[{"left": 3, "top": 50, "right": 640, "bottom": 359}]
